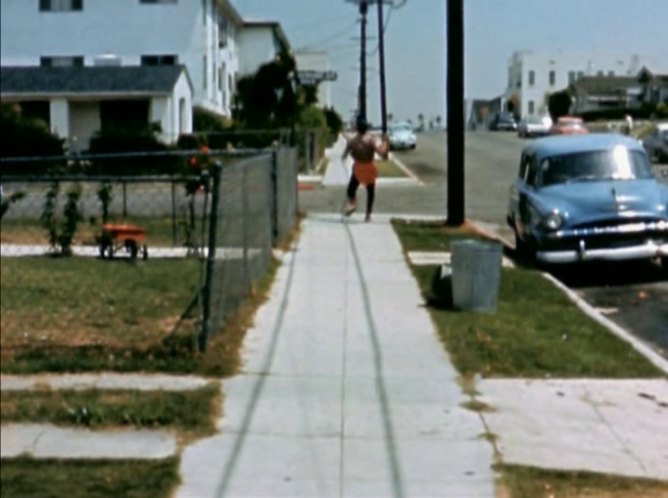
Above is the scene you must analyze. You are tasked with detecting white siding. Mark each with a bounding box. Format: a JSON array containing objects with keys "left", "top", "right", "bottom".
[{"left": 0, "top": 0, "right": 240, "bottom": 118}]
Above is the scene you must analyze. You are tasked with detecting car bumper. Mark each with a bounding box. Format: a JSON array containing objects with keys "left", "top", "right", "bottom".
[
  {"left": 534, "top": 220, "right": 668, "bottom": 263},
  {"left": 537, "top": 240, "right": 668, "bottom": 263}
]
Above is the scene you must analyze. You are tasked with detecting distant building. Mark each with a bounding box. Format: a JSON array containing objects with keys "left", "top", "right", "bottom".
[
  {"left": 0, "top": 0, "right": 246, "bottom": 149},
  {"left": 504, "top": 50, "right": 664, "bottom": 119},
  {"left": 237, "top": 19, "right": 291, "bottom": 77},
  {"left": 467, "top": 96, "right": 504, "bottom": 130},
  {"left": 294, "top": 50, "right": 333, "bottom": 108}
]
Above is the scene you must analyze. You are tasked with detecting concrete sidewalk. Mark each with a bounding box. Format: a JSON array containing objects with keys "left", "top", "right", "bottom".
[{"left": 176, "top": 214, "right": 496, "bottom": 497}]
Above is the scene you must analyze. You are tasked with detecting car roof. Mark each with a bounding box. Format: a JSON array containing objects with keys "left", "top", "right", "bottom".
[{"left": 523, "top": 133, "right": 645, "bottom": 160}]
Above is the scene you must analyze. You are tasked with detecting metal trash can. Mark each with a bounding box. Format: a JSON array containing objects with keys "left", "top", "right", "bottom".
[{"left": 450, "top": 239, "right": 503, "bottom": 312}]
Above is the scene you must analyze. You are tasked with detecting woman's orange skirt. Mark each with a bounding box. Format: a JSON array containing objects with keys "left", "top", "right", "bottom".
[{"left": 353, "top": 161, "right": 378, "bottom": 186}]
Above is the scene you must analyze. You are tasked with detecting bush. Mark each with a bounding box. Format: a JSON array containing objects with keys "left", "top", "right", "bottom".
[
  {"left": 0, "top": 103, "right": 66, "bottom": 175},
  {"left": 86, "top": 125, "right": 181, "bottom": 175}
]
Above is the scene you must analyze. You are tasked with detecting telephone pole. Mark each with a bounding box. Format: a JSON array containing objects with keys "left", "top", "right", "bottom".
[
  {"left": 358, "top": 0, "right": 368, "bottom": 122},
  {"left": 446, "top": 0, "right": 465, "bottom": 226}
]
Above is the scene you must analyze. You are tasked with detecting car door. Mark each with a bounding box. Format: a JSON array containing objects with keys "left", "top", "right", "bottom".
[{"left": 509, "top": 152, "right": 537, "bottom": 237}]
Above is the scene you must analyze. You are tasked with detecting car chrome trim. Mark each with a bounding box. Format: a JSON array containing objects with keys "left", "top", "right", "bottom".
[
  {"left": 537, "top": 241, "right": 668, "bottom": 263},
  {"left": 547, "top": 220, "right": 668, "bottom": 239}
]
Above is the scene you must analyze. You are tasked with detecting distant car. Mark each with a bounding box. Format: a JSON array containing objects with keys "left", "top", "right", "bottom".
[
  {"left": 517, "top": 115, "right": 553, "bottom": 138},
  {"left": 549, "top": 116, "right": 589, "bottom": 135},
  {"left": 642, "top": 123, "right": 668, "bottom": 163},
  {"left": 388, "top": 122, "right": 417, "bottom": 150},
  {"left": 507, "top": 134, "right": 668, "bottom": 265},
  {"left": 489, "top": 112, "right": 518, "bottom": 131}
]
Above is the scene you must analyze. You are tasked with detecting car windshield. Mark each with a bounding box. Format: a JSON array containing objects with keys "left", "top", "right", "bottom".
[
  {"left": 538, "top": 147, "right": 653, "bottom": 186},
  {"left": 390, "top": 124, "right": 412, "bottom": 132}
]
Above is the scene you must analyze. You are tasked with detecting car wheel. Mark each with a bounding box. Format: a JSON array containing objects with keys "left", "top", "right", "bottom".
[{"left": 514, "top": 229, "right": 535, "bottom": 264}]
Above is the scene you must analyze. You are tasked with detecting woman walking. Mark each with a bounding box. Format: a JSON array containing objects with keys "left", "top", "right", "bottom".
[{"left": 342, "top": 117, "right": 389, "bottom": 222}]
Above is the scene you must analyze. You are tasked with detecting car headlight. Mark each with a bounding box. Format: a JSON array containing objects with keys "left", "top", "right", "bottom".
[{"left": 544, "top": 211, "right": 563, "bottom": 231}]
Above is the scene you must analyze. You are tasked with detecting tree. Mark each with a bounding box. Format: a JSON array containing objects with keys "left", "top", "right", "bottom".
[
  {"left": 548, "top": 89, "right": 573, "bottom": 120},
  {"left": 233, "top": 50, "right": 298, "bottom": 130}
]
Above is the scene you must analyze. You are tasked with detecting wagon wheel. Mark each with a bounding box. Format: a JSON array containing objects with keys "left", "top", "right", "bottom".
[
  {"left": 142, "top": 244, "right": 148, "bottom": 261},
  {"left": 99, "top": 233, "right": 113, "bottom": 259},
  {"left": 126, "top": 240, "right": 138, "bottom": 260}
]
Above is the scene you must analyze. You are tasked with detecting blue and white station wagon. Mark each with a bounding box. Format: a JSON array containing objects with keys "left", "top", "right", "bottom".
[{"left": 507, "top": 133, "right": 668, "bottom": 266}]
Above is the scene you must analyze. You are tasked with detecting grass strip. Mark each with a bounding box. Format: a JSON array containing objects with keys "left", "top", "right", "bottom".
[
  {"left": 0, "top": 457, "right": 180, "bottom": 498},
  {"left": 1, "top": 383, "right": 220, "bottom": 436},
  {"left": 392, "top": 219, "right": 664, "bottom": 378},
  {"left": 376, "top": 159, "right": 409, "bottom": 178},
  {"left": 496, "top": 464, "right": 668, "bottom": 498}
]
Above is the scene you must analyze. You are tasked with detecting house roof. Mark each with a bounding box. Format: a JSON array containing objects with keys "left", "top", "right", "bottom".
[{"left": 0, "top": 65, "right": 191, "bottom": 97}]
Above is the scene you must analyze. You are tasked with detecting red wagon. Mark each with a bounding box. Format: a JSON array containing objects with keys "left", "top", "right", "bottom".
[{"left": 99, "top": 223, "right": 148, "bottom": 260}]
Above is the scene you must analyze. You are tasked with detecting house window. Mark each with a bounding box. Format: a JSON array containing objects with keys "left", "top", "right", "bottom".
[
  {"left": 549, "top": 70, "right": 556, "bottom": 86},
  {"left": 528, "top": 70, "right": 535, "bottom": 86},
  {"left": 140, "top": 0, "right": 177, "bottom": 4},
  {"left": 596, "top": 71, "right": 604, "bottom": 77},
  {"left": 528, "top": 101, "right": 535, "bottom": 114},
  {"left": 141, "top": 55, "right": 178, "bottom": 66},
  {"left": 41, "top": 56, "right": 84, "bottom": 67},
  {"left": 39, "top": 0, "right": 83, "bottom": 11},
  {"left": 568, "top": 71, "right": 576, "bottom": 84},
  {"left": 218, "top": 13, "right": 228, "bottom": 48},
  {"left": 203, "top": 55, "right": 208, "bottom": 90},
  {"left": 577, "top": 71, "right": 584, "bottom": 80},
  {"left": 608, "top": 70, "right": 615, "bottom": 77}
]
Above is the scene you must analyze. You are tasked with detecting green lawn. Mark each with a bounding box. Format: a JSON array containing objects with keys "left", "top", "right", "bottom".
[
  {"left": 497, "top": 464, "right": 668, "bottom": 498},
  {"left": 392, "top": 219, "right": 665, "bottom": 379},
  {"left": 1, "top": 384, "right": 220, "bottom": 437},
  {"left": 0, "top": 458, "right": 180, "bottom": 498}
]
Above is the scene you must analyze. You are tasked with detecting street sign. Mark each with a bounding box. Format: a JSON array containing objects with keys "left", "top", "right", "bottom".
[{"left": 296, "top": 70, "right": 338, "bottom": 85}]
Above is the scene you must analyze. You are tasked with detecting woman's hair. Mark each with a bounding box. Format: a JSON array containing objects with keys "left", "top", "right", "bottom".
[{"left": 355, "top": 116, "right": 369, "bottom": 134}]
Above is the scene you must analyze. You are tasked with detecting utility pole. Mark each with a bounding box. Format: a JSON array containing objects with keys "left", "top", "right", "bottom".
[
  {"left": 446, "top": 0, "right": 465, "bottom": 226},
  {"left": 358, "top": 0, "right": 368, "bottom": 122},
  {"left": 376, "top": 0, "right": 387, "bottom": 133}
]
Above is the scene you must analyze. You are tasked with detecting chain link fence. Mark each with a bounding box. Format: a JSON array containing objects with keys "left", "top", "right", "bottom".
[{"left": 1, "top": 146, "right": 299, "bottom": 359}]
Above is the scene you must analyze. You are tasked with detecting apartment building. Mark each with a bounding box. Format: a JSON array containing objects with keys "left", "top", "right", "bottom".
[
  {"left": 504, "top": 50, "right": 664, "bottom": 118},
  {"left": 0, "top": 0, "right": 245, "bottom": 149}
]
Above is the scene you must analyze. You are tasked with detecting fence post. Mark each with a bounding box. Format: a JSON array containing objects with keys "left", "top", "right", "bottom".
[
  {"left": 270, "top": 150, "right": 279, "bottom": 245},
  {"left": 197, "top": 162, "right": 222, "bottom": 352}
]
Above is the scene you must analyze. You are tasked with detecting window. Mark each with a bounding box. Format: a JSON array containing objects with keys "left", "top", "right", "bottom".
[
  {"left": 218, "top": 13, "right": 228, "bottom": 48},
  {"left": 39, "top": 0, "right": 82, "bottom": 11},
  {"left": 597, "top": 70, "right": 604, "bottom": 77},
  {"left": 528, "top": 100, "right": 535, "bottom": 115},
  {"left": 528, "top": 70, "right": 535, "bottom": 86},
  {"left": 568, "top": 71, "right": 576, "bottom": 84},
  {"left": 549, "top": 70, "right": 556, "bottom": 86},
  {"left": 608, "top": 70, "right": 615, "bottom": 77},
  {"left": 140, "top": 0, "right": 177, "bottom": 4},
  {"left": 577, "top": 71, "right": 584, "bottom": 80},
  {"left": 41, "top": 56, "right": 84, "bottom": 67},
  {"left": 141, "top": 55, "right": 178, "bottom": 66},
  {"left": 203, "top": 55, "right": 208, "bottom": 90}
]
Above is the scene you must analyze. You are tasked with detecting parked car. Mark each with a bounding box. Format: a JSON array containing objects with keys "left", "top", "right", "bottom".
[
  {"left": 387, "top": 121, "right": 417, "bottom": 150},
  {"left": 549, "top": 116, "right": 589, "bottom": 135},
  {"left": 507, "top": 134, "right": 668, "bottom": 266},
  {"left": 517, "top": 115, "right": 553, "bottom": 138},
  {"left": 489, "top": 112, "right": 518, "bottom": 131},
  {"left": 642, "top": 123, "right": 668, "bottom": 163}
]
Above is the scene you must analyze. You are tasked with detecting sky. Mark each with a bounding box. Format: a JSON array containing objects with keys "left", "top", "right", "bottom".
[{"left": 230, "top": 0, "right": 668, "bottom": 125}]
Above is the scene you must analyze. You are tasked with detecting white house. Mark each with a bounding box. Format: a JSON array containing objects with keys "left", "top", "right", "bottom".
[
  {"left": 237, "top": 19, "right": 291, "bottom": 77},
  {"left": 0, "top": 0, "right": 245, "bottom": 149},
  {"left": 504, "top": 50, "right": 665, "bottom": 118}
]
